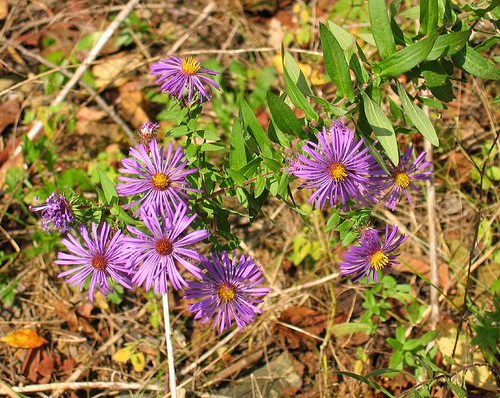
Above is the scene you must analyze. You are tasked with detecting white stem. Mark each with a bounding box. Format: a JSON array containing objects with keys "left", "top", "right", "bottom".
[{"left": 162, "top": 292, "right": 177, "bottom": 398}]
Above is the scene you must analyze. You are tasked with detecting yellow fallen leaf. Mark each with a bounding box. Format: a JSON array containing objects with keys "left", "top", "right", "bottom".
[
  {"left": 0, "top": 330, "right": 47, "bottom": 348},
  {"left": 131, "top": 352, "right": 145, "bottom": 372},
  {"left": 113, "top": 348, "right": 131, "bottom": 363}
]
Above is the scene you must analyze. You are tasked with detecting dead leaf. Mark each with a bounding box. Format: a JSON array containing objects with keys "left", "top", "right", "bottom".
[
  {"left": 113, "top": 347, "right": 131, "bottom": 363},
  {"left": 1, "top": 330, "right": 47, "bottom": 348},
  {"left": 436, "top": 324, "right": 498, "bottom": 391},
  {"left": 76, "top": 107, "right": 107, "bottom": 122},
  {"left": 92, "top": 54, "right": 141, "bottom": 89},
  {"left": 395, "top": 254, "right": 450, "bottom": 288},
  {"left": 131, "top": 352, "right": 145, "bottom": 372},
  {"left": 0, "top": 99, "right": 20, "bottom": 135},
  {"left": 119, "top": 91, "right": 150, "bottom": 129},
  {"left": 0, "top": 0, "right": 8, "bottom": 20},
  {"left": 52, "top": 300, "right": 79, "bottom": 332},
  {"left": 275, "top": 307, "right": 327, "bottom": 349}
]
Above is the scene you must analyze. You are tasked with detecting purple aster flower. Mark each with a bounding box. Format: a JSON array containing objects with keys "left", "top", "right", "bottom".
[
  {"left": 151, "top": 56, "right": 220, "bottom": 103},
  {"left": 117, "top": 139, "right": 200, "bottom": 215},
  {"left": 56, "top": 223, "right": 133, "bottom": 302},
  {"left": 138, "top": 121, "right": 160, "bottom": 145},
  {"left": 124, "top": 205, "right": 210, "bottom": 294},
  {"left": 30, "top": 192, "right": 74, "bottom": 233},
  {"left": 184, "top": 251, "right": 271, "bottom": 333},
  {"left": 339, "top": 224, "right": 408, "bottom": 283},
  {"left": 291, "top": 120, "right": 379, "bottom": 209},
  {"left": 376, "top": 146, "right": 434, "bottom": 211}
]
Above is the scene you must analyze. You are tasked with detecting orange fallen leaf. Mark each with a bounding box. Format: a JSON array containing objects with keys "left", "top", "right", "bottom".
[{"left": 1, "top": 330, "right": 48, "bottom": 348}]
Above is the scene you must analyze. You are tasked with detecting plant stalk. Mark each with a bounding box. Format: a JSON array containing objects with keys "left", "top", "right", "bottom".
[{"left": 162, "top": 292, "right": 177, "bottom": 398}]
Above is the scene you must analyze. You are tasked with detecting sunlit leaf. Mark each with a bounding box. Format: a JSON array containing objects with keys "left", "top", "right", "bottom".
[{"left": 1, "top": 330, "right": 47, "bottom": 348}]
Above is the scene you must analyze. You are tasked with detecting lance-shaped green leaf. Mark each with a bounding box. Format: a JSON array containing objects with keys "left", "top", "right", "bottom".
[
  {"left": 419, "top": 0, "right": 438, "bottom": 36},
  {"left": 284, "top": 52, "right": 312, "bottom": 96},
  {"left": 369, "top": 0, "right": 396, "bottom": 59},
  {"left": 378, "top": 33, "right": 438, "bottom": 77},
  {"left": 229, "top": 118, "right": 246, "bottom": 171},
  {"left": 327, "top": 20, "right": 355, "bottom": 51},
  {"left": 452, "top": 45, "right": 500, "bottom": 80},
  {"left": 239, "top": 97, "right": 273, "bottom": 157},
  {"left": 319, "top": 23, "right": 355, "bottom": 102},
  {"left": 361, "top": 91, "right": 399, "bottom": 165},
  {"left": 267, "top": 91, "right": 307, "bottom": 138},
  {"left": 97, "top": 168, "right": 118, "bottom": 204},
  {"left": 396, "top": 82, "right": 439, "bottom": 147},
  {"left": 426, "top": 30, "right": 471, "bottom": 61},
  {"left": 283, "top": 54, "right": 318, "bottom": 120}
]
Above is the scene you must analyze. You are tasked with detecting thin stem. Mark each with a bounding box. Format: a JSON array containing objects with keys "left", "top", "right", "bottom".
[{"left": 162, "top": 292, "right": 177, "bottom": 398}]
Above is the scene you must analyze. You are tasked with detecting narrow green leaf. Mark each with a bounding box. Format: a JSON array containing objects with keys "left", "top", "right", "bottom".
[
  {"left": 327, "top": 20, "right": 355, "bottom": 51},
  {"left": 267, "top": 91, "right": 306, "bottom": 138},
  {"left": 325, "top": 212, "right": 341, "bottom": 232},
  {"left": 331, "top": 322, "right": 371, "bottom": 337},
  {"left": 254, "top": 174, "right": 267, "bottom": 198},
  {"left": 239, "top": 97, "right": 273, "bottom": 157},
  {"left": 349, "top": 51, "right": 369, "bottom": 84},
  {"left": 452, "top": 45, "right": 500, "bottom": 80},
  {"left": 229, "top": 119, "right": 246, "bottom": 171},
  {"left": 361, "top": 91, "right": 399, "bottom": 165},
  {"left": 319, "top": 23, "right": 355, "bottom": 102},
  {"left": 113, "top": 204, "right": 140, "bottom": 226},
  {"left": 427, "top": 30, "right": 471, "bottom": 61},
  {"left": 227, "top": 168, "right": 246, "bottom": 186},
  {"left": 378, "top": 34, "right": 438, "bottom": 77},
  {"left": 369, "top": 0, "right": 396, "bottom": 59},
  {"left": 262, "top": 157, "right": 282, "bottom": 173},
  {"left": 284, "top": 52, "right": 312, "bottom": 95},
  {"left": 283, "top": 67, "right": 318, "bottom": 120},
  {"left": 97, "top": 168, "right": 118, "bottom": 204},
  {"left": 334, "top": 371, "right": 395, "bottom": 397},
  {"left": 420, "top": 0, "right": 438, "bottom": 36},
  {"left": 397, "top": 82, "right": 439, "bottom": 146}
]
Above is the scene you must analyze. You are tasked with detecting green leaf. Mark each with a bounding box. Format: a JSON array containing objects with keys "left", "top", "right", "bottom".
[
  {"left": 331, "top": 322, "right": 371, "bottom": 337},
  {"left": 229, "top": 119, "right": 246, "bottom": 171},
  {"left": 75, "top": 32, "right": 103, "bottom": 51},
  {"left": 97, "top": 168, "right": 118, "bottom": 204},
  {"left": 334, "top": 371, "right": 395, "bottom": 397},
  {"left": 419, "top": 0, "right": 438, "bottom": 36},
  {"left": 369, "top": 0, "right": 396, "bottom": 59},
  {"left": 325, "top": 212, "right": 341, "bottom": 232},
  {"left": 378, "top": 34, "right": 438, "bottom": 77},
  {"left": 396, "top": 82, "right": 439, "bottom": 146},
  {"left": 349, "top": 51, "right": 369, "bottom": 84},
  {"left": 284, "top": 52, "right": 313, "bottom": 96},
  {"left": 254, "top": 174, "right": 267, "bottom": 198},
  {"left": 319, "top": 23, "right": 355, "bottom": 102},
  {"left": 426, "top": 30, "right": 471, "bottom": 61},
  {"left": 112, "top": 204, "right": 140, "bottom": 226},
  {"left": 239, "top": 97, "right": 273, "bottom": 157},
  {"left": 283, "top": 64, "right": 318, "bottom": 120},
  {"left": 267, "top": 91, "right": 306, "bottom": 138},
  {"left": 327, "top": 20, "right": 355, "bottom": 51},
  {"left": 227, "top": 169, "right": 246, "bottom": 186},
  {"left": 361, "top": 91, "right": 399, "bottom": 164},
  {"left": 452, "top": 45, "right": 500, "bottom": 80}
]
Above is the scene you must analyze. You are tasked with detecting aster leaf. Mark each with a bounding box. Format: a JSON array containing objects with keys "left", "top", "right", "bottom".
[
  {"left": 239, "top": 97, "right": 273, "bottom": 158},
  {"left": 333, "top": 371, "right": 395, "bottom": 397},
  {"left": 451, "top": 45, "right": 500, "bottom": 80},
  {"left": 319, "top": 23, "right": 355, "bottom": 103},
  {"left": 97, "top": 168, "right": 118, "bottom": 204},
  {"left": 378, "top": 34, "right": 438, "bottom": 77},
  {"left": 283, "top": 52, "right": 313, "bottom": 96},
  {"left": 426, "top": 30, "right": 471, "bottom": 61},
  {"left": 330, "top": 322, "right": 371, "bottom": 337},
  {"left": 327, "top": 21, "right": 355, "bottom": 51},
  {"left": 267, "top": 91, "right": 307, "bottom": 139},
  {"left": 419, "top": 0, "right": 438, "bottom": 36},
  {"left": 229, "top": 119, "right": 247, "bottom": 171},
  {"left": 360, "top": 92, "right": 399, "bottom": 165},
  {"left": 396, "top": 82, "right": 439, "bottom": 147},
  {"left": 282, "top": 69, "right": 318, "bottom": 121},
  {"left": 369, "top": 0, "right": 396, "bottom": 59},
  {"left": 325, "top": 212, "right": 341, "bottom": 232}
]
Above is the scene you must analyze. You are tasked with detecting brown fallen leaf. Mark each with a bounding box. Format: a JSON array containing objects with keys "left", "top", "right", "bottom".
[
  {"left": 0, "top": 99, "right": 20, "bottom": 135},
  {"left": 92, "top": 53, "right": 141, "bottom": 89},
  {"left": 0, "top": 0, "right": 8, "bottom": 20},
  {"left": 119, "top": 90, "right": 151, "bottom": 129},
  {"left": 395, "top": 254, "right": 450, "bottom": 288},
  {"left": 76, "top": 106, "right": 107, "bottom": 122},
  {"left": 1, "top": 330, "right": 47, "bottom": 348},
  {"left": 274, "top": 307, "right": 327, "bottom": 349}
]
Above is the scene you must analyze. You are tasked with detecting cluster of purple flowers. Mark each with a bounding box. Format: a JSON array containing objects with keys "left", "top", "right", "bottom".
[
  {"left": 291, "top": 120, "right": 433, "bottom": 281},
  {"left": 31, "top": 59, "right": 269, "bottom": 332}
]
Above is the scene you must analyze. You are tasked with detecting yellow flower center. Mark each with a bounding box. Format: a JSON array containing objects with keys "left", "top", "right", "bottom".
[
  {"left": 91, "top": 254, "right": 108, "bottom": 271},
  {"left": 394, "top": 172, "right": 410, "bottom": 188},
  {"left": 155, "top": 238, "right": 173, "bottom": 256},
  {"left": 217, "top": 283, "right": 236, "bottom": 303},
  {"left": 328, "top": 162, "right": 347, "bottom": 182},
  {"left": 151, "top": 173, "right": 170, "bottom": 191},
  {"left": 181, "top": 57, "right": 201, "bottom": 75},
  {"left": 370, "top": 251, "right": 389, "bottom": 270}
]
